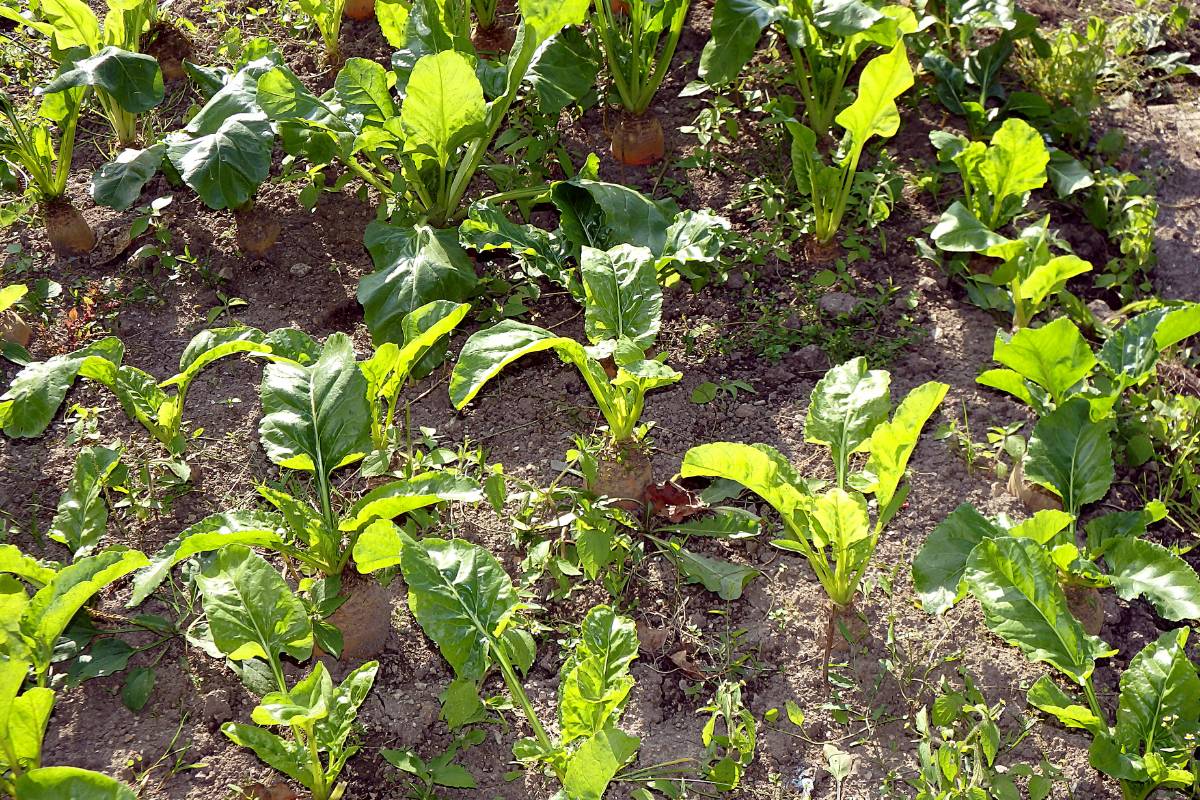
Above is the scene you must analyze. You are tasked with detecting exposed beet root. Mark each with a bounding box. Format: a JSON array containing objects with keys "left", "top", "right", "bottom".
[
  {"left": 321, "top": 575, "right": 394, "bottom": 662},
  {"left": 143, "top": 22, "right": 193, "bottom": 82},
  {"left": 590, "top": 441, "right": 654, "bottom": 504},
  {"left": 802, "top": 236, "right": 843, "bottom": 265},
  {"left": 611, "top": 112, "right": 665, "bottom": 167},
  {"left": 345, "top": 0, "right": 375, "bottom": 21},
  {"left": 0, "top": 310, "right": 31, "bottom": 348},
  {"left": 44, "top": 199, "right": 95, "bottom": 256}
]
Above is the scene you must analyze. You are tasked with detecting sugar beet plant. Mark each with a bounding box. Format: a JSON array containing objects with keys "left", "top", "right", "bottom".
[
  {"left": 681, "top": 358, "right": 946, "bottom": 677},
  {"left": 450, "top": 243, "right": 681, "bottom": 500},
  {"left": 701, "top": 0, "right": 916, "bottom": 140},
  {"left": 354, "top": 530, "right": 647, "bottom": 799}
]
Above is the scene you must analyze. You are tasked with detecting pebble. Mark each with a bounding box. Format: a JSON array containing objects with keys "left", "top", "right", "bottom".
[
  {"left": 734, "top": 403, "right": 756, "bottom": 419},
  {"left": 290, "top": 262, "right": 312, "bottom": 277},
  {"left": 818, "top": 291, "right": 860, "bottom": 316}
]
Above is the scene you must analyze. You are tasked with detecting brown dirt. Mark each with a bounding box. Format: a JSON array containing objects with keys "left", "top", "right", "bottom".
[{"left": 0, "top": 1, "right": 1196, "bottom": 799}]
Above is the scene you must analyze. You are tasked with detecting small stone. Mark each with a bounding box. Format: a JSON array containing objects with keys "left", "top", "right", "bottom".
[
  {"left": 725, "top": 272, "right": 746, "bottom": 290},
  {"left": 290, "top": 262, "right": 312, "bottom": 277},
  {"left": 786, "top": 344, "right": 827, "bottom": 372},
  {"left": 1088, "top": 298, "right": 1114, "bottom": 322},
  {"left": 201, "top": 690, "right": 231, "bottom": 726},
  {"left": 818, "top": 291, "right": 860, "bottom": 317},
  {"left": 734, "top": 403, "right": 756, "bottom": 419},
  {"left": 917, "top": 275, "right": 940, "bottom": 293}
]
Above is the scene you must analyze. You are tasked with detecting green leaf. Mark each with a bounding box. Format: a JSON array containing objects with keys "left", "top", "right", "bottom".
[
  {"left": 90, "top": 144, "right": 167, "bottom": 210},
  {"left": 668, "top": 544, "right": 759, "bottom": 601},
  {"left": 334, "top": 58, "right": 395, "bottom": 126},
  {"left": 519, "top": 0, "right": 590, "bottom": 45},
  {"left": 805, "top": 357, "right": 891, "bottom": 486},
  {"left": 561, "top": 727, "right": 641, "bottom": 800},
  {"left": 351, "top": 520, "right": 412, "bottom": 574},
  {"left": 987, "top": 318, "right": 1095, "bottom": 403},
  {"left": 252, "top": 661, "right": 332, "bottom": 727},
  {"left": 339, "top": 472, "right": 483, "bottom": 531},
  {"left": 858, "top": 380, "right": 947, "bottom": 513},
  {"left": 42, "top": 46, "right": 163, "bottom": 112},
  {"left": 551, "top": 179, "right": 677, "bottom": 255},
  {"left": 964, "top": 537, "right": 1112, "bottom": 683},
  {"left": 1046, "top": 149, "right": 1094, "bottom": 198},
  {"left": 679, "top": 443, "right": 810, "bottom": 536},
  {"left": 24, "top": 548, "right": 147, "bottom": 674},
  {"left": 194, "top": 545, "right": 313, "bottom": 664},
  {"left": 835, "top": 42, "right": 914, "bottom": 148},
  {"left": 979, "top": 118, "right": 1048, "bottom": 212},
  {"left": 167, "top": 326, "right": 270, "bottom": 388},
  {"left": 121, "top": 666, "right": 155, "bottom": 712},
  {"left": 526, "top": 28, "right": 599, "bottom": 114},
  {"left": 1027, "top": 675, "right": 1103, "bottom": 733},
  {"left": 48, "top": 445, "right": 124, "bottom": 559},
  {"left": 259, "top": 333, "right": 372, "bottom": 477},
  {"left": 1112, "top": 627, "right": 1200, "bottom": 756},
  {"left": 448, "top": 320, "right": 592, "bottom": 410},
  {"left": 699, "top": 0, "right": 784, "bottom": 86},
  {"left": 0, "top": 338, "right": 124, "bottom": 438},
  {"left": 401, "top": 537, "right": 518, "bottom": 681},
  {"left": 1024, "top": 398, "right": 1113, "bottom": 517},
  {"left": 14, "top": 767, "right": 136, "bottom": 800},
  {"left": 560, "top": 605, "right": 638, "bottom": 744},
  {"left": 1103, "top": 539, "right": 1200, "bottom": 622},
  {"left": 221, "top": 722, "right": 311, "bottom": 785},
  {"left": 1018, "top": 255, "right": 1092, "bottom": 313},
  {"left": 401, "top": 50, "right": 486, "bottom": 165},
  {"left": 913, "top": 504, "right": 1001, "bottom": 615},
  {"left": 0, "top": 545, "right": 55, "bottom": 586},
  {"left": 165, "top": 114, "right": 273, "bottom": 210},
  {"left": 580, "top": 245, "right": 662, "bottom": 349},
  {"left": 931, "top": 201, "right": 1009, "bottom": 252},
  {"left": 128, "top": 511, "right": 287, "bottom": 607},
  {"left": 359, "top": 224, "right": 478, "bottom": 343},
  {"left": 315, "top": 659, "right": 379, "bottom": 753}
]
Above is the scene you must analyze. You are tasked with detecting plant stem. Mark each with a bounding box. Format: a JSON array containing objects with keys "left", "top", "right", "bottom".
[{"left": 491, "top": 639, "right": 560, "bottom": 779}]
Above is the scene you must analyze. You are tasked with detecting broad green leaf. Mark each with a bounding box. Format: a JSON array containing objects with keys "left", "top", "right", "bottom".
[
  {"left": 1027, "top": 675, "right": 1103, "bottom": 733},
  {"left": 0, "top": 338, "right": 124, "bottom": 438},
  {"left": 42, "top": 46, "right": 163, "bottom": 112},
  {"left": 1113, "top": 628, "right": 1200, "bottom": 755},
  {"left": 14, "top": 767, "right": 136, "bottom": 800},
  {"left": 809, "top": 488, "right": 870, "bottom": 550},
  {"left": 931, "top": 202, "right": 1009, "bottom": 252},
  {"left": 975, "top": 368, "right": 1036, "bottom": 406},
  {"left": 165, "top": 114, "right": 273, "bottom": 210},
  {"left": 1019, "top": 255, "right": 1091, "bottom": 310},
  {"left": 580, "top": 245, "right": 662, "bottom": 349},
  {"left": 128, "top": 511, "right": 288, "bottom": 607},
  {"left": 979, "top": 118, "right": 1048, "bottom": 211},
  {"left": 1024, "top": 398, "right": 1113, "bottom": 517},
  {"left": 448, "top": 320, "right": 593, "bottom": 409},
  {"left": 24, "top": 548, "right": 147, "bottom": 673},
  {"left": 460, "top": 204, "right": 574, "bottom": 291},
  {"left": 1085, "top": 502, "right": 1167, "bottom": 553},
  {"left": 988, "top": 318, "right": 1095, "bottom": 404},
  {"left": 526, "top": 28, "right": 599, "bottom": 114},
  {"left": 835, "top": 42, "right": 914, "bottom": 147},
  {"left": 401, "top": 51, "right": 485, "bottom": 165},
  {"left": 401, "top": 538, "right": 518, "bottom": 682},
  {"left": 816, "top": 0, "right": 885, "bottom": 35},
  {"left": 194, "top": 545, "right": 313, "bottom": 664},
  {"left": 315, "top": 658, "right": 379, "bottom": 752},
  {"left": 1152, "top": 303, "right": 1200, "bottom": 350},
  {"left": 252, "top": 662, "right": 332, "bottom": 727},
  {"left": 913, "top": 504, "right": 1002, "bottom": 615},
  {"left": 1, "top": 684, "right": 53, "bottom": 773},
  {"left": 560, "top": 605, "right": 638, "bottom": 744},
  {"left": 1008, "top": 509, "right": 1075, "bottom": 544},
  {"left": 221, "top": 723, "right": 310, "bottom": 784},
  {"left": 0, "top": 545, "right": 56, "bottom": 586},
  {"left": 859, "top": 381, "right": 947, "bottom": 513},
  {"left": 669, "top": 545, "right": 759, "bottom": 601},
  {"left": 0, "top": 284, "right": 25, "bottom": 314},
  {"left": 551, "top": 179, "right": 677, "bottom": 255},
  {"left": 699, "top": 0, "right": 785, "bottom": 86},
  {"left": 964, "top": 537, "right": 1112, "bottom": 683},
  {"left": 519, "top": 0, "right": 590, "bottom": 45},
  {"left": 48, "top": 445, "right": 124, "bottom": 559},
  {"left": 561, "top": 727, "right": 641, "bottom": 800},
  {"left": 334, "top": 58, "right": 395, "bottom": 126},
  {"left": 805, "top": 357, "right": 891, "bottom": 486},
  {"left": 359, "top": 224, "right": 478, "bottom": 344},
  {"left": 90, "top": 144, "right": 166, "bottom": 210},
  {"left": 30, "top": 0, "right": 101, "bottom": 50},
  {"left": 1046, "top": 149, "right": 1094, "bottom": 198},
  {"left": 351, "top": 520, "right": 413, "bottom": 574},
  {"left": 259, "top": 333, "right": 372, "bottom": 476},
  {"left": 166, "top": 326, "right": 270, "bottom": 388},
  {"left": 1104, "top": 539, "right": 1200, "bottom": 622},
  {"left": 339, "top": 473, "right": 483, "bottom": 531},
  {"left": 680, "top": 443, "right": 810, "bottom": 535}
]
